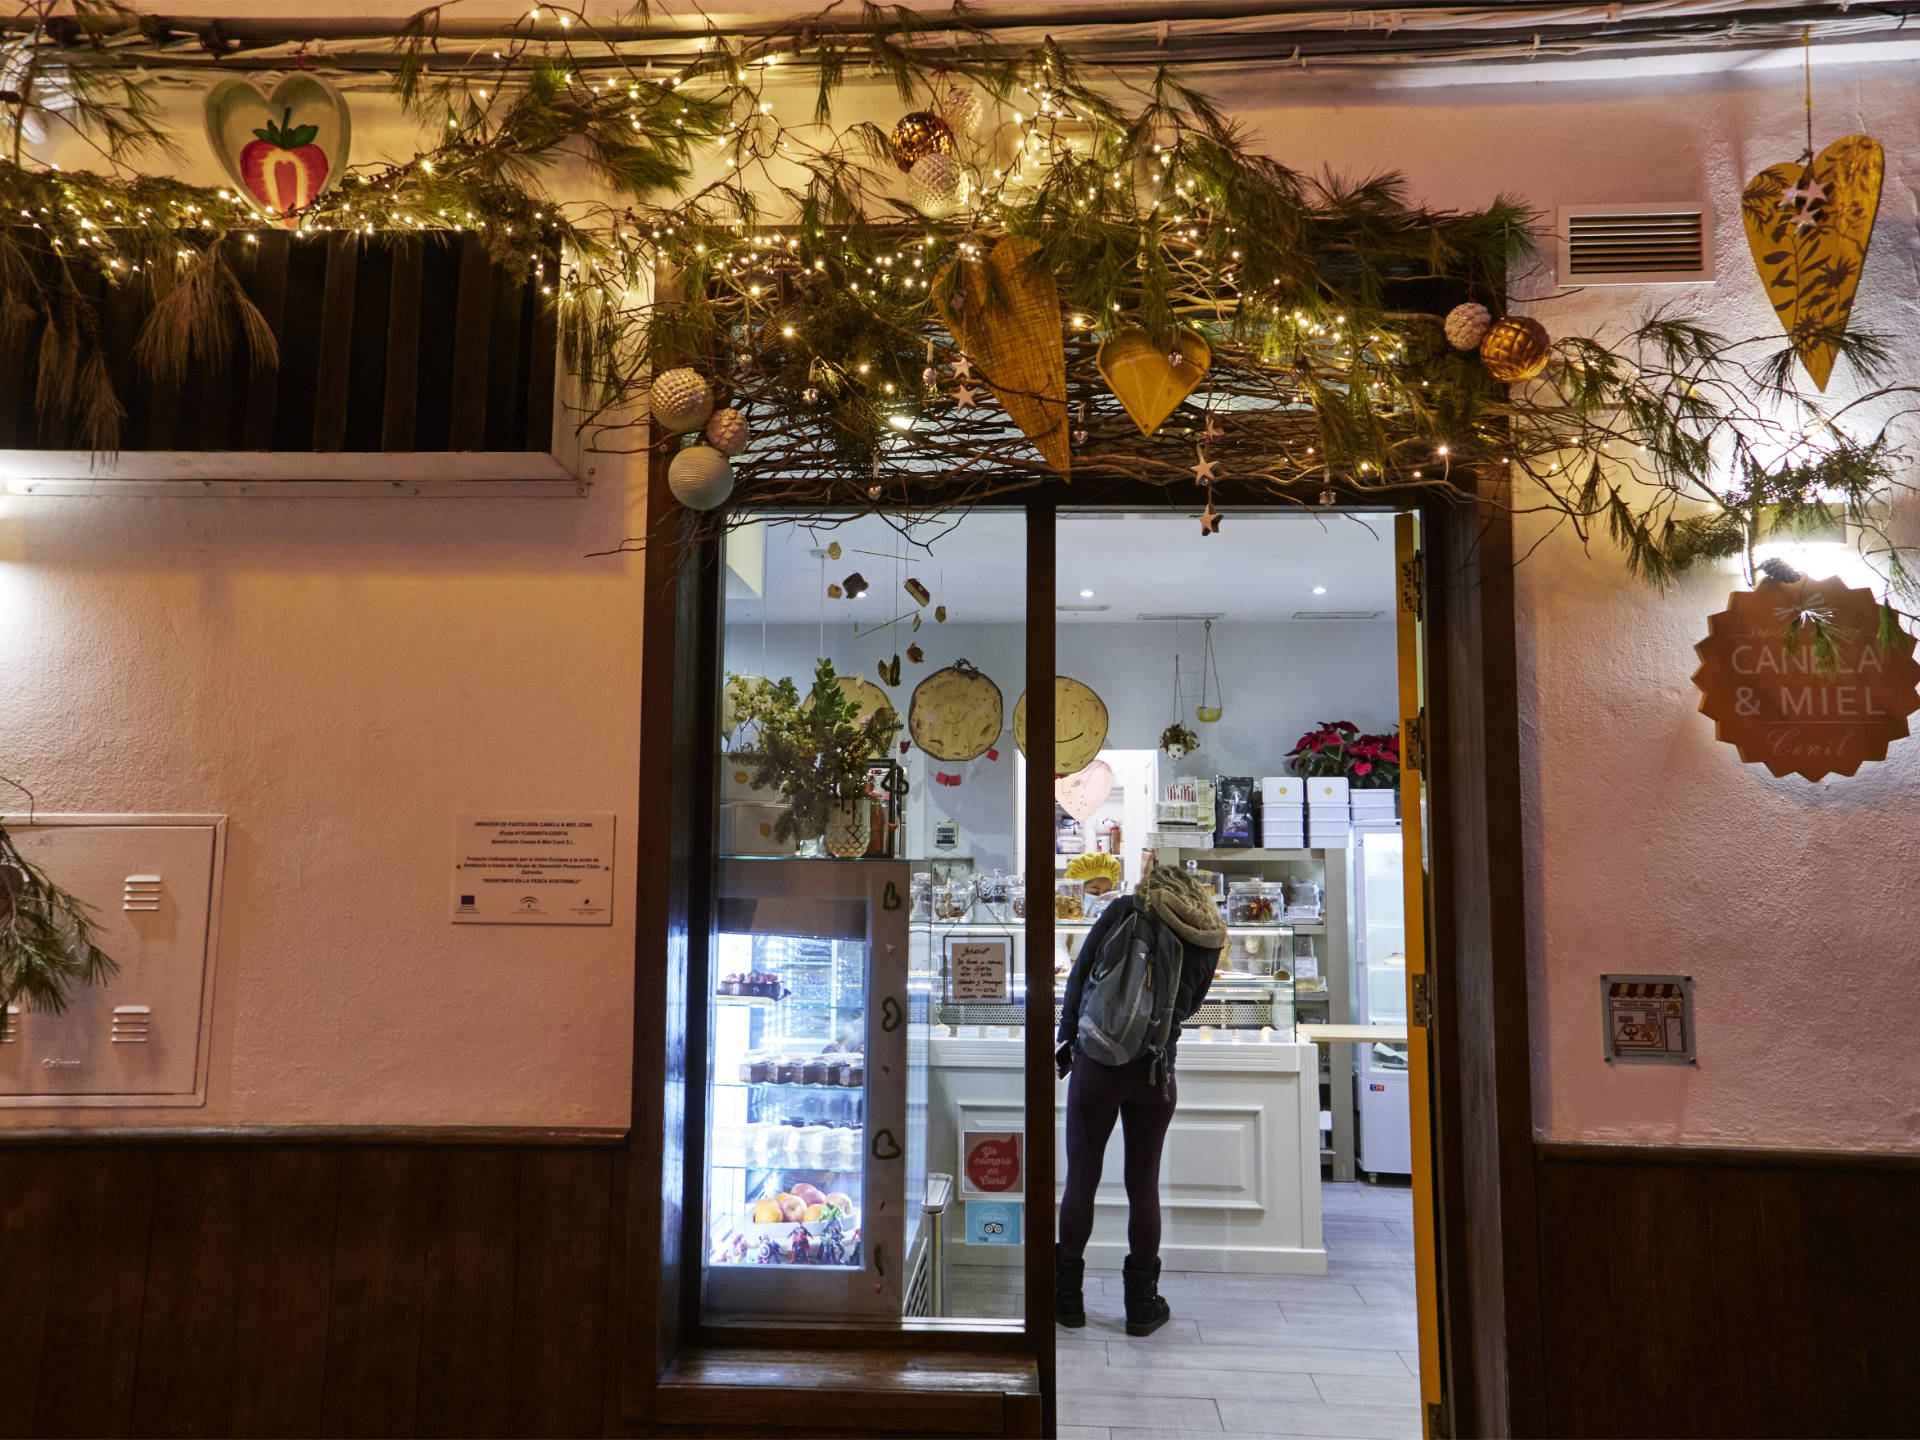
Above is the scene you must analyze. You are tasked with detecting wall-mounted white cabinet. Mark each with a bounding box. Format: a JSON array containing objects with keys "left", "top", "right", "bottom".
[{"left": 0, "top": 817, "right": 224, "bottom": 1107}]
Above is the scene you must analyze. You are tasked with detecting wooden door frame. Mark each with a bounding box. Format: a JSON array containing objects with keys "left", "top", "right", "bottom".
[{"left": 618, "top": 467, "right": 1545, "bottom": 1436}]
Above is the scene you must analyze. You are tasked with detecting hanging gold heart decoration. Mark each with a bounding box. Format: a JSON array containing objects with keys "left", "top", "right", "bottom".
[
  {"left": 934, "top": 235, "right": 1071, "bottom": 474},
  {"left": 1095, "top": 327, "right": 1212, "bottom": 437},
  {"left": 1740, "top": 133, "right": 1883, "bottom": 392}
]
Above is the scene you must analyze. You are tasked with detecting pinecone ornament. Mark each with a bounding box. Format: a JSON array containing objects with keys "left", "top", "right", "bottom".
[
  {"left": 705, "top": 408, "right": 750, "bottom": 456},
  {"left": 890, "top": 110, "right": 955, "bottom": 172},
  {"left": 668, "top": 444, "right": 734, "bottom": 510},
  {"left": 1443, "top": 302, "right": 1492, "bottom": 352},
  {"left": 649, "top": 368, "right": 714, "bottom": 432},
  {"left": 906, "top": 153, "right": 970, "bottom": 219}
]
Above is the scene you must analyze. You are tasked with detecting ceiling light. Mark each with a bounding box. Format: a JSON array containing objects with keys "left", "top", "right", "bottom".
[
  {"left": 1079, "top": 588, "right": 1094, "bottom": 598},
  {"left": 1312, "top": 586, "right": 1327, "bottom": 595}
]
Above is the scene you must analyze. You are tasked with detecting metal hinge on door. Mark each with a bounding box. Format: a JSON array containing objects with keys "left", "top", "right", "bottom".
[
  {"left": 1398, "top": 549, "right": 1424, "bottom": 621},
  {"left": 1403, "top": 708, "right": 1427, "bottom": 772},
  {"left": 1410, "top": 972, "right": 1433, "bottom": 1030},
  {"left": 1427, "top": 1398, "right": 1450, "bottom": 1438}
]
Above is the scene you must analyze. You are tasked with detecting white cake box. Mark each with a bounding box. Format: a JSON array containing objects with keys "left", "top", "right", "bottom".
[
  {"left": 1304, "top": 777, "right": 1350, "bottom": 805},
  {"left": 1310, "top": 819, "right": 1351, "bottom": 848},
  {"left": 1349, "top": 791, "right": 1398, "bottom": 816},
  {"left": 722, "top": 754, "right": 784, "bottom": 804},
  {"left": 1261, "top": 776, "right": 1305, "bottom": 805}
]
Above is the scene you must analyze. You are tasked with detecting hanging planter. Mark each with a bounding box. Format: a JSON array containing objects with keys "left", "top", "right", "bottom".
[{"left": 1195, "top": 619, "right": 1225, "bottom": 723}]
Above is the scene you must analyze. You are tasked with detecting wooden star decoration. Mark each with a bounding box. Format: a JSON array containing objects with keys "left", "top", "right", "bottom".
[
  {"left": 1191, "top": 452, "right": 1218, "bottom": 483},
  {"left": 1199, "top": 494, "right": 1223, "bottom": 536},
  {"left": 1203, "top": 412, "right": 1224, "bottom": 440},
  {"left": 951, "top": 356, "right": 975, "bottom": 380},
  {"left": 954, "top": 385, "right": 979, "bottom": 410}
]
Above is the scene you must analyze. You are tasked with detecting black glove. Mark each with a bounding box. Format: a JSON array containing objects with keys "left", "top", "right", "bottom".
[{"left": 1055, "top": 1039, "right": 1074, "bottom": 1079}]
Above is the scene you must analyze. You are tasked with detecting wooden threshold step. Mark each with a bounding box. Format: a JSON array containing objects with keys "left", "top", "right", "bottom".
[{"left": 659, "top": 1345, "right": 1041, "bottom": 1437}]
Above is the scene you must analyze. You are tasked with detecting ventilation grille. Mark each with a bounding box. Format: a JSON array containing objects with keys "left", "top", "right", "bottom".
[
  {"left": 111, "top": 1005, "right": 152, "bottom": 1044},
  {"left": 124, "top": 874, "right": 162, "bottom": 912},
  {"left": 0, "top": 1005, "right": 17, "bottom": 1044},
  {"left": 1559, "top": 204, "right": 1712, "bottom": 284}
]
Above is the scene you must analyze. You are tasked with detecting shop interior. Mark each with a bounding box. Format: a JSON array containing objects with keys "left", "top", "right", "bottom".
[{"left": 710, "top": 507, "right": 1421, "bottom": 1432}]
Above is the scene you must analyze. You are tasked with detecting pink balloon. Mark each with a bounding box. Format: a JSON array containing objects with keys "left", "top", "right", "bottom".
[{"left": 1055, "top": 759, "right": 1114, "bottom": 821}]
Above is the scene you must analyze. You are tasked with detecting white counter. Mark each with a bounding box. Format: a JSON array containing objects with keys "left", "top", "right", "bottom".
[{"left": 927, "top": 1033, "right": 1326, "bottom": 1274}]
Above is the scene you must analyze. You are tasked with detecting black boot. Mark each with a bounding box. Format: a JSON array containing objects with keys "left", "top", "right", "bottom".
[
  {"left": 1055, "top": 1255, "right": 1086, "bottom": 1328},
  {"left": 1121, "top": 1255, "right": 1171, "bottom": 1337}
]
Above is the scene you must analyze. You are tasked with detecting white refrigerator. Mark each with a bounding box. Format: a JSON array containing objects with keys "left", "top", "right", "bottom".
[{"left": 1350, "top": 822, "right": 1411, "bottom": 1176}]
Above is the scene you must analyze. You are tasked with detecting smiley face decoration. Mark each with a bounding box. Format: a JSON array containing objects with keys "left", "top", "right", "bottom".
[
  {"left": 1013, "top": 676, "right": 1110, "bottom": 776},
  {"left": 204, "top": 75, "right": 352, "bottom": 227}
]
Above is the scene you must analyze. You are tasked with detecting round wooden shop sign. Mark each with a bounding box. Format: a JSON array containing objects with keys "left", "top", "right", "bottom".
[{"left": 1692, "top": 575, "right": 1920, "bottom": 780}]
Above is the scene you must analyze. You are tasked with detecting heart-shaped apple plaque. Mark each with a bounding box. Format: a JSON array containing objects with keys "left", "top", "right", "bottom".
[
  {"left": 1055, "top": 758, "right": 1115, "bottom": 822},
  {"left": 1096, "top": 326, "right": 1212, "bottom": 436},
  {"left": 204, "top": 74, "right": 352, "bottom": 228},
  {"left": 1740, "top": 133, "right": 1882, "bottom": 392}
]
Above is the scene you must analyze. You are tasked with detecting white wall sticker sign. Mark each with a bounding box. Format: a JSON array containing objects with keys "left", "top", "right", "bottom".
[
  {"left": 451, "top": 812, "right": 615, "bottom": 925},
  {"left": 1601, "top": 974, "right": 1695, "bottom": 1064}
]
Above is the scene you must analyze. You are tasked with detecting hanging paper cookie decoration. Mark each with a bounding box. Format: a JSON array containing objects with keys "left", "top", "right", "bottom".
[
  {"left": 1095, "top": 327, "right": 1211, "bottom": 437},
  {"left": 1013, "top": 676, "right": 1110, "bottom": 776},
  {"left": 806, "top": 674, "right": 892, "bottom": 727},
  {"left": 908, "top": 659, "right": 1004, "bottom": 762},
  {"left": 204, "top": 74, "right": 352, "bottom": 227},
  {"left": 1741, "top": 134, "right": 1883, "bottom": 392},
  {"left": 934, "top": 235, "right": 1070, "bottom": 474}
]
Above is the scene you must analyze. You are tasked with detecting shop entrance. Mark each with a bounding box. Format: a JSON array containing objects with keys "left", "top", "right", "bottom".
[{"left": 701, "top": 501, "right": 1441, "bottom": 1438}]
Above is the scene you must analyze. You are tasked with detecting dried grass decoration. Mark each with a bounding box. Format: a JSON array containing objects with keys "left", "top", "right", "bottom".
[
  {"left": 908, "top": 659, "right": 1004, "bottom": 762},
  {"left": 1095, "top": 327, "right": 1212, "bottom": 437},
  {"left": 933, "top": 235, "right": 1071, "bottom": 474},
  {"left": 1741, "top": 134, "right": 1884, "bottom": 392}
]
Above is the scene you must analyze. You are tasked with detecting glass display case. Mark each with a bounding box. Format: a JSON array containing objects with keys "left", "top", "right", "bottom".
[
  {"left": 704, "top": 858, "right": 910, "bottom": 1319},
  {"left": 1352, "top": 821, "right": 1410, "bottom": 1175}
]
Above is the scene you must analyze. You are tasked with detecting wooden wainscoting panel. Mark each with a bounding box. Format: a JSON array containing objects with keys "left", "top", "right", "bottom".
[
  {"left": 509, "top": 1148, "right": 616, "bottom": 1437},
  {"left": 0, "top": 1148, "right": 65, "bottom": 1437},
  {"left": 413, "top": 1148, "right": 520, "bottom": 1437},
  {"left": 226, "top": 1147, "right": 343, "bottom": 1437},
  {"left": 129, "top": 1149, "right": 250, "bottom": 1437},
  {"left": 1536, "top": 1144, "right": 1920, "bottom": 1438},
  {"left": 31, "top": 1150, "right": 157, "bottom": 1438},
  {"left": 319, "top": 1148, "right": 434, "bottom": 1436}
]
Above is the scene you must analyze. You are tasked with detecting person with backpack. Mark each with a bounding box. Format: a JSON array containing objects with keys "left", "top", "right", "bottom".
[{"left": 1053, "top": 862, "right": 1227, "bottom": 1335}]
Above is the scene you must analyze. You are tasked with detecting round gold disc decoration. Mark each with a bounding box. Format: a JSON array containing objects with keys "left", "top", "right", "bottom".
[
  {"left": 1013, "top": 676, "right": 1110, "bottom": 776},
  {"left": 907, "top": 659, "right": 1003, "bottom": 761},
  {"left": 890, "top": 110, "right": 955, "bottom": 172},
  {"left": 1478, "top": 315, "right": 1552, "bottom": 383}
]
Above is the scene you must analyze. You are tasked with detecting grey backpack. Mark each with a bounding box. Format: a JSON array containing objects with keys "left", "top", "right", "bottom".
[{"left": 1076, "top": 901, "right": 1183, "bottom": 1087}]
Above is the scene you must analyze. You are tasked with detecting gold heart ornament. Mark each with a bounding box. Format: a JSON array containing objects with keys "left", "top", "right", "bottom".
[
  {"left": 934, "top": 235, "right": 1070, "bottom": 474},
  {"left": 1095, "top": 327, "right": 1212, "bottom": 436},
  {"left": 1741, "top": 134, "right": 1883, "bottom": 392}
]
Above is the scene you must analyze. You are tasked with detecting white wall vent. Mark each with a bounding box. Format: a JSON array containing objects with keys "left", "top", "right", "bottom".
[
  {"left": 1556, "top": 203, "right": 1713, "bottom": 285},
  {"left": 1291, "top": 610, "right": 1386, "bottom": 621}
]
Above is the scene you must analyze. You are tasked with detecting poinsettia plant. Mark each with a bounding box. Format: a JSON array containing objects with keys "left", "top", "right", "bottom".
[{"left": 1287, "top": 721, "right": 1401, "bottom": 788}]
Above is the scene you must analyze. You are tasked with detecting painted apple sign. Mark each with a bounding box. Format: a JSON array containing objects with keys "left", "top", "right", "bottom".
[{"left": 204, "top": 75, "right": 352, "bottom": 227}]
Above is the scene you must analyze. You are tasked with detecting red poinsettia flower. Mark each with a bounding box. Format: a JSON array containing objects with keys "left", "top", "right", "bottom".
[{"left": 1353, "top": 761, "right": 1372, "bottom": 776}]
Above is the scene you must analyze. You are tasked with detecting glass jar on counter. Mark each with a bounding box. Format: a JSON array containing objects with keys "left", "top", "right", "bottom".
[
  {"left": 976, "top": 869, "right": 1015, "bottom": 922},
  {"left": 1284, "top": 875, "right": 1324, "bottom": 920},
  {"left": 1009, "top": 875, "right": 1027, "bottom": 920},
  {"left": 909, "top": 871, "right": 932, "bottom": 922},
  {"left": 1226, "top": 879, "right": 1276, "bottom": 925},
  {"left": 1054, "top": 878, "right": 1086, "bottom": 921},
  {"left": 933, "top": 876, "right": 975, "bottom": 923}
]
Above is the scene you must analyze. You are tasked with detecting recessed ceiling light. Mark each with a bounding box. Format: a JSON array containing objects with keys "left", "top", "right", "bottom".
[
  {"left": 1312, "top": 586, "right": 1328, "bottom": 595},
  {"left": 1079, "top": 588, "right": 1094, "bottom": 598}
]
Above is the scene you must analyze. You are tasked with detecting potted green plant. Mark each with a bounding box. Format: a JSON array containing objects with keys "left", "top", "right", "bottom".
[{"left": 727, "top": 659, "right": 901, "bottom": 856}]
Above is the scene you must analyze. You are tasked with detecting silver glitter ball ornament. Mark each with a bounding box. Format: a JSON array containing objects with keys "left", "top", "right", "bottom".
[
  {"left": 668, "top": 444, "right": 734, "bottom": 511},
  {"left": 1443, "top": 302, "right": 1492, "bottom": 352},
  {"left": 940, "top": 84, "right": 982, "bottom": 137},
  {"left": 905, "top": 153, "right": 969, "bottom": 219},
  {"left": 705, "top": 408, "right": 750, "bottom": 456},
  {"left": 649, "top": 367, "right": 714, "bottom": 432}
]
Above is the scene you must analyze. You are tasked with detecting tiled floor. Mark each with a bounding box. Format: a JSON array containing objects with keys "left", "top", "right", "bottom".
[{"left": 951, "top": 1179, "right": 1421, "bottom": 1439}]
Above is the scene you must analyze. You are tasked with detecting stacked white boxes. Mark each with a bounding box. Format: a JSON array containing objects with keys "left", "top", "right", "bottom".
[
  {"left": 1305, "top": 776, "right": 1351, "bottom": 848},
  {"left": 1349, "top": 788, "right": 1398, "bottom": 822},
  {"left": 1258, "top": 776, "right": 1305, "bottom": 848},
  {"left": 720, "top": 754, "right": 795, "bottom": 856}
]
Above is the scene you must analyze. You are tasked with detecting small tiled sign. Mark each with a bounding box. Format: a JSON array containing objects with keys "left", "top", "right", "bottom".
[{"left": 1601, "top": 974, "right": 1695, "bottom": 1064}]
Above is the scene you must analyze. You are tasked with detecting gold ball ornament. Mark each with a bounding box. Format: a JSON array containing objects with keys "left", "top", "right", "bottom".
[
  {"left": 1443, "top": 302, "right": 1492, "bottom": 352},
  {"left": 939, "top": 84, "right": 982, "bottom": 137},
  {"left": 667, "top": 444, "right": 734, "bottom": 511},
  {"left": 649, "top": 367, "right": 714, "bottom": 432},
  {"left": 890, "top": 110, "right": 955, "bottom": 173},
  {"left": 1478, "top": 315, "right": 1553, "bottom": 383},
  {"left": 906, "top": 153, "right": 970, "bottom": 218},
  {"left": 705, "top": 407, "right": 750, "bottom": 456}
]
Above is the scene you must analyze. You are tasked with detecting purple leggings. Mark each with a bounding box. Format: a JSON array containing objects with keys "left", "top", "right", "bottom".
[{"left": 1057, "top": 1053, "right": 1178, "bottom": 1262}]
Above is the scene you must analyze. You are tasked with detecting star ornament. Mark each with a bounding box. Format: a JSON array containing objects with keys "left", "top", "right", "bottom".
[
  {"left": 950, "top": 356, "right": 975, "bottom": 380},
  {"left": 953, "top": 385, "right": 980, "bottom": 410},
  {"left": 1203, "top": 412, "right": 1224, "bottom": 440},
  {"left": 1198, "top": 494, "right": 1223, "bottom": 536},
  {"left": 1191, "top": 452, "right": 1218, "bottom": 483}
]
